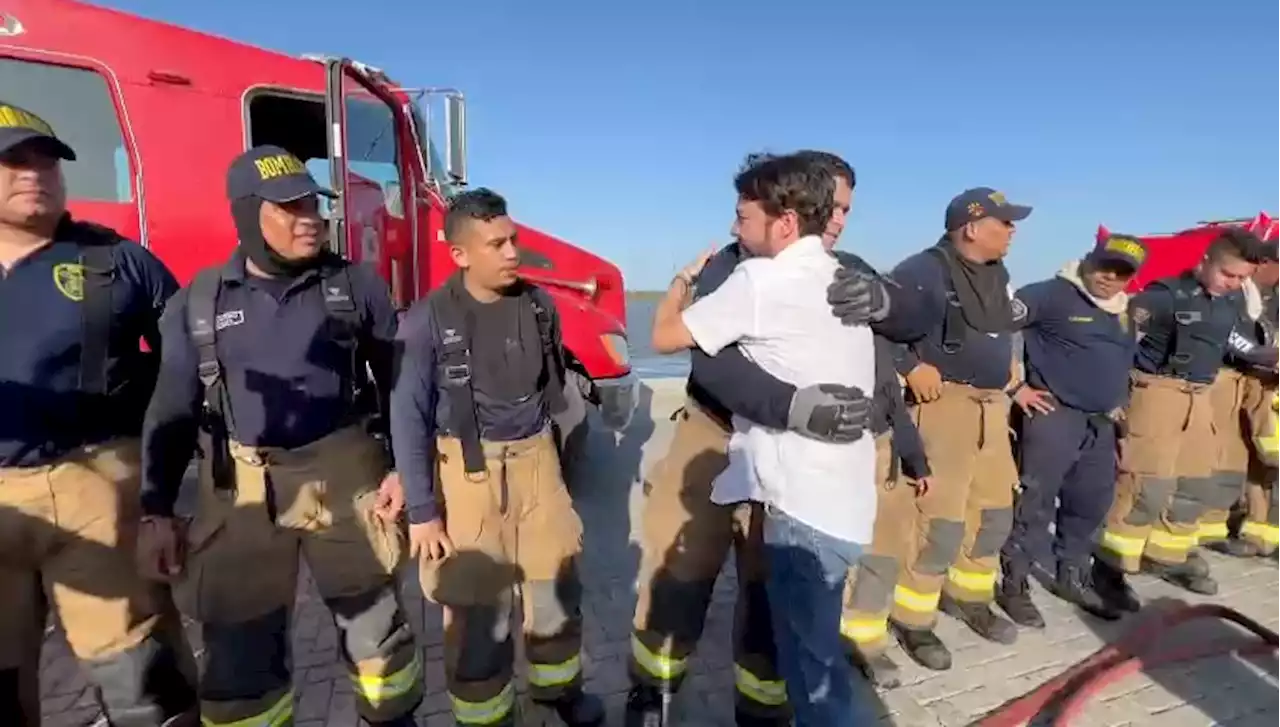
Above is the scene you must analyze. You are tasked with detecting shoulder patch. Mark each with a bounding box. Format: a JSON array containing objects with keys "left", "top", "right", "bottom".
[
  {"left": 1132, "top": 307, "right": 1150, "bottom": 326},
  {"left": 52, "top": 262, "right": 85, "bottom": 302},
  {"left": 1011, "top": 296, "right": 1028, "bottom": 322}
]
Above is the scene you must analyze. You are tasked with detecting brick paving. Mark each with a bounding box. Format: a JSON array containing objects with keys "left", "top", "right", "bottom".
[{"left": 40, "top": 381, "right": 1280, "bottom": 726}]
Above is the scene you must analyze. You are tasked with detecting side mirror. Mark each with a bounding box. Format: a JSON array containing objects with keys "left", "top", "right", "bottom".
[{"left": 444, "top": 94, "right": 467, "bottom": 185}]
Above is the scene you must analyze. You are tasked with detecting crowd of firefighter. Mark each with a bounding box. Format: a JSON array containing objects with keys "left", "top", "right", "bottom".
[{"left": 1, "top": 98, "right": 1277, "bottom": 727}]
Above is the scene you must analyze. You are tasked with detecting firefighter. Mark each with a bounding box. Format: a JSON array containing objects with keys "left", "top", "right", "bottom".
[
  {"left": 883, "top": 187, "right": 1034, "bottom": 669},
  {"left": 390, "top": 188, "right": 603, "bottom": 727},
  {"left": 622, "top": 152, "right": 927, "bottom": 726},
  {"left": 839, "top": 335, "right": 933, "bottom": 689},
  {"left": 0, "top": 102, "right": 198, "bottom": 726},
  {"left": 137, "top": 146, "right": 421, "bottom": 727},
  {"left": 1094, "top": 229, "right": 1271, "bottom": 601},
  {"left": 993, "top": 236, "right": 1147, "bottom": 628}
]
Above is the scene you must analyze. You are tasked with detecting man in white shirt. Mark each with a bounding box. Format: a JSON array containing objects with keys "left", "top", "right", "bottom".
[{"left": 651, "top": 152, "right": 878, "bottom": 727}]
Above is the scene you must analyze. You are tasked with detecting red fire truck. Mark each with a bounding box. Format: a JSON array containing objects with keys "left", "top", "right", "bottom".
[
  {"left": 1, "top": 0, "right": 639, "bottom": 457},
  {"left": 1103, "top": 212, "right": 1279, "bottom": 292}
]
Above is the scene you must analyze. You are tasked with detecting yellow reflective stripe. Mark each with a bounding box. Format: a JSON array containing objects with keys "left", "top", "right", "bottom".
[
  {"left": 630, "top": 634, "right": 686, "bottom": 681},
  {"left": 893, "top": 584, "right": 941, "bottom": 613},
  {"left": 946, "top": 567, "right": 996, "bottom": 594},
  {"left": 352, "top": 652, "right": 422, "bottom": 705},
  {"left": 1147, "top": 529, "right": 1196, "bottom": 552},
  {"left": 733, "top": 664, "right": 787, "bottom": 707},
  {"left": 1100, "top": 530, "right": 1145, "bottom": 557},
  {"left": 1242, "top": 521, "right": 1280, "bottom": 545},
  {"left": 201, "top": 691, "right": 294, "bottom": 727},
  {"left": 840, "top": 616, "right": 888, "bottom": 643},
  {"left": 451, "top": 682, "right": 515, "bottom": 725},
  {"left": 528, "top": 653, "right": 582, "bottom": 688},
  {"left": 1195, "top": 522, "right": 1229, "bottom": 542}
]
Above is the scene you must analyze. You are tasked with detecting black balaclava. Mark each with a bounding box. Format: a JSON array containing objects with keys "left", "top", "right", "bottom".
[{"left": 231, "top": 196, "right": 322, "bottom": 278}]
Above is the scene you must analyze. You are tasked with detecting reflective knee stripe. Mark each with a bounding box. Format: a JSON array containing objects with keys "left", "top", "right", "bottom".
[
  {"left": 892, "top": 584, "right": 941, "bottom": 613},
  {"left": 1242, "top": 521, "right": 1280, "bottom": 546},
  {"left": 840, "top": 615, "right": 888, "bottom": 644},
  {"left": 1147, "top": 529, "right": 1196, "bottom": 554},
  {"left": 733, "top": 664, "right": 787, "bottom": 707},
  {"left": 528, "top": 653, "right": 582, "bottom": 688},
  {"left": 1195, "top": 521, "right": 1229, "bottom": 543},
  {"left": 1100, "top": 530, "right": 1145, "bottom": 558},
  {"left": 201, "top": 691, "right": 294, "bottom": 727},
  {"left": 451, "top": 682, "right": 516, "bottom": 725},
  {"left": 352, "top": 651, "right": 423, "bottom": 706},
  {"left": 946, "top": 567, "right": 996, "bottom": 595},
  {"left": 631, "top": 634, "right": 686, "bottom": 681}
]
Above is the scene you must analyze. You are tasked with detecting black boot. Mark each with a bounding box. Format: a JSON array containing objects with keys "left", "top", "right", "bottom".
[
  {"left": 890, "top": 623, "right": 952, "bottom": 671},
  {"left": 1053, "top": 562, "right": 1122, "bottom": 621},
  {"left": 533, "top": 687, "right": 605, "bottom": 727},
  {"left": 996, "top": 575, "right": 1045, "bottom": 629},
  {"left": 1209, "top": 538, "right": 1261, "bottom": 558},
  {"left": 851, "top": 651, "right": 902, "bottom": 689},
  {"left": 941, "top": 595, "right": 1018, "bottom": 644},
  {"left": 1142, "top": 557, "right": 1218, "bottom": 595},
  {"left": 366, "top": 715, "right": 419, "bottom": 727},
  {"left": 624, "top": 684, "right": 674, "bottom": 727},
  {"left": 734, "top": 707, "right": 792, "bottom": 726},
  {"left": 1091, "top": 560, "right": 1141, "bottom": 613}
]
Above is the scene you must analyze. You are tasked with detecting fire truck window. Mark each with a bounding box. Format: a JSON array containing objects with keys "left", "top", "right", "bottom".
[
  {"left": 344, "top": 95, "right": 405, "bottom": 220},
  {"left": 0, "top": 58, "right": 131, "bottom": 203}
]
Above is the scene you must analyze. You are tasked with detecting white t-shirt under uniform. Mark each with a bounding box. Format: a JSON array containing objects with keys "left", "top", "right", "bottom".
[{"left": 681, "top": 235, "right": 878, "bottom": 545}]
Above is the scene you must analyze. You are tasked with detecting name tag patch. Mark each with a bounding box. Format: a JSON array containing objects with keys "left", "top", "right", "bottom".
[{"left": 215, "top": 310, "right": 245, "bottom": 330}]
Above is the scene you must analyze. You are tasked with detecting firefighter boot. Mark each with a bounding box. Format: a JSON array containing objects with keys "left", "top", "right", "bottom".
[
  {"left": 1053, "top": 563, "right": 1122, "bottom": 621},
  {"left": 1209, "top": 538, "right": 1261, "bottom": 558},
  {"left": 1091, "top": 560, "right": 1141, "bottom": 613},
  {"left": 995, "top": 565, "right": 1045, "bottom": 629},
  {"left": 623, "top": 684, "right": 675, "bottom": 727},
  {"left": 532, "top": 687, "right": 605, "bottom": 727},
  {"left": 852, "top": 652, "right": 902, "bottom": 690},
  {"left": 1142, "top": 557, "right": 1218, "bottom": 596},
  {"left": 890, "top": 623, "right": 952, "bottom": 671},
  {"left": 941, "top": 595, "right": 1018, "bottom": 645}
]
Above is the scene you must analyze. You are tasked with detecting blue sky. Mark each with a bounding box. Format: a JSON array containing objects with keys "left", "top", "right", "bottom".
[{"left": 106, "top": 0, "right": 1278, "bottom": 289}]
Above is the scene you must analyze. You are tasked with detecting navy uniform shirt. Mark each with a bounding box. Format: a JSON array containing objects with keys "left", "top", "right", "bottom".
[
  {"left": 0, "top": 225, "right": 177, "bottom": 467},
  {"left": 890, "top": 250, "right": 1018, "bottom": 390},
  {"left": 1131, "top": 274, "right": 1244, "bottom": 385},
  {"left": 390, "top": 282, "right": 560, "bottom": 525},
  {"left": 141, "top": 251, "right": 398, "bottom": 516},
  {"left": 1014, "top": 277, "right": 1136, "bottom": 414}
]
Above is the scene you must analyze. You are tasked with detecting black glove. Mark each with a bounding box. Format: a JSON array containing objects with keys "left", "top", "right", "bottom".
[
  {"left": 827, "top": 266, "right": 891, "bottom": 326},
  {"left": 787, "top": 384, "right": 872, "bottom": 443}
]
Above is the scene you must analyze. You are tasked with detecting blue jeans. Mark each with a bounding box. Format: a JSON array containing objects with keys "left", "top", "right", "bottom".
[{"left": 762, "top": 506, "right": 877, "bottom": 727}]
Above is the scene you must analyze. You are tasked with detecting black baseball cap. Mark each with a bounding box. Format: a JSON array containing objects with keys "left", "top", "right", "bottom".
[
  {"left": 226, "top": 145, "right": 335, "bottom": 203},
  {"left": 1087, "top": 234, "right": 1148, "bottom": 271},
  {"left": 945, "top": 187, "right": 1032, "bottom": 231},
  {"left": 0, "top": 102, "right": 76, "bottom": 161}
]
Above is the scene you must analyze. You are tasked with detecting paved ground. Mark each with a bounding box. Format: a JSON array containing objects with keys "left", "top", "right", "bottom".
[{"left": 39, "top": 380, "right": 1280, "bottom": 726}]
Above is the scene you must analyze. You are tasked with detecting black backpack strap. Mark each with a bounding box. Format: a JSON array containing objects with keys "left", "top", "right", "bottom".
[
  {"left": 188, "top": 267, "right": 237, "bottom": 491},
  {"left": 77, "top": 241, "right": 117, "bottom": 396},
  {"left": 925, "top": 247, "right": 966, "bottom": 354},
  {"left": 320, "top": 266, "right": 363, "bottom": 405},
  {"left": 1164, "top": 276, "right": 1206, "bottom": 378},
  {"left": 430, "top": 286, "right": 487, "bottom": 479},
  {"left": 527, "top": 285, "right": 567, "bottom": 413}
]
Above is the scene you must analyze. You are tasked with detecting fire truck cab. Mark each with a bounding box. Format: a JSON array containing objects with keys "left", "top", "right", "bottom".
[
  {"left": 1, "top": 0, "right": 639, "bottom": 459},
  {"left": 1104, "top": 212, "right": 1279, "bottom": 293}
]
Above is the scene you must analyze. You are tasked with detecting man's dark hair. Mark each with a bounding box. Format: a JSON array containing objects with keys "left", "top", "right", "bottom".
[
  {"left": 445, "top": 187, "right": 508, "bottom": 242},
  {"left": 794, "top": 149, "right": 856, "bottom": 189},
  {"left": 1206, "top": 228, "right": 1265, "bottom": 265},
  {"left": 733, "top": 152, "right": 835, "bottom": 238}
]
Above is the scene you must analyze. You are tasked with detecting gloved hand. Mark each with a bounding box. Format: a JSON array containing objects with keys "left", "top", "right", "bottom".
[
  {"left": 787, "top": 384, "right": 872, "bottom": 443},
  {"left": 827, "top": 266, "right": 891, "bottom": 326}
]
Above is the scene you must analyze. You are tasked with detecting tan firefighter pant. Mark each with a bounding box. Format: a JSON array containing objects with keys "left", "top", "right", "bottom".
[
  {"left": 888, "top": 383, "right": 1017, "bottom": 628},
  {"left": 1199, "top": 368, "right": 1251, "bottom": 544},
  {"left": 0, "top": 439, "right": 196, "bottom": 727},
  {"left": 419, "top": 428, "right": 586, "bottom": 725},
  {"left": 841, "top": 433, "right": 917, "bottom": 657},
  {"left": 175, "top": 425, "right": 419, "bottom": 727},
  {"left": 630, "top": 399, "right": 786, "bottom": 719},
  {"left": 1100, "top": 372, "right": 1216, "bottom": 570},
  {"left": 1235, "top": 378, "right": 1279, "bottom": 553}
]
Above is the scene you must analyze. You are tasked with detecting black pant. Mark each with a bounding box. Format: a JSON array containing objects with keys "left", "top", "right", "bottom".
[{"left": 1003, "top": 406, "right": 1117, "bottom": 573}]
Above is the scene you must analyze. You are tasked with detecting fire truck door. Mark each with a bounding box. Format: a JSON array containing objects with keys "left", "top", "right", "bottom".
[{"left": 323, "top": 60, "right": 415, "bottom": 308}]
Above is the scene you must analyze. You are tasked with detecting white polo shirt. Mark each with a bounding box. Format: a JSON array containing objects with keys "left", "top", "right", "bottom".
[{"left": 681, "top": 235, "right": 878, "bottom": 545}]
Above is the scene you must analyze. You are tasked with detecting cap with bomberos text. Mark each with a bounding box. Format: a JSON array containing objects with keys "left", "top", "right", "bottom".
[
  {"left": 0, "top": 101, "right": 76, "bottom": 161},
  {"left": 1087, "top": 234, "right": 1148, "bottom": 271},
  {"left": 945, "top": 187, "right": 1032, "bottom": 231},
  {"left": 226, "top": 145, "right": 336, "bottom": 203}
]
